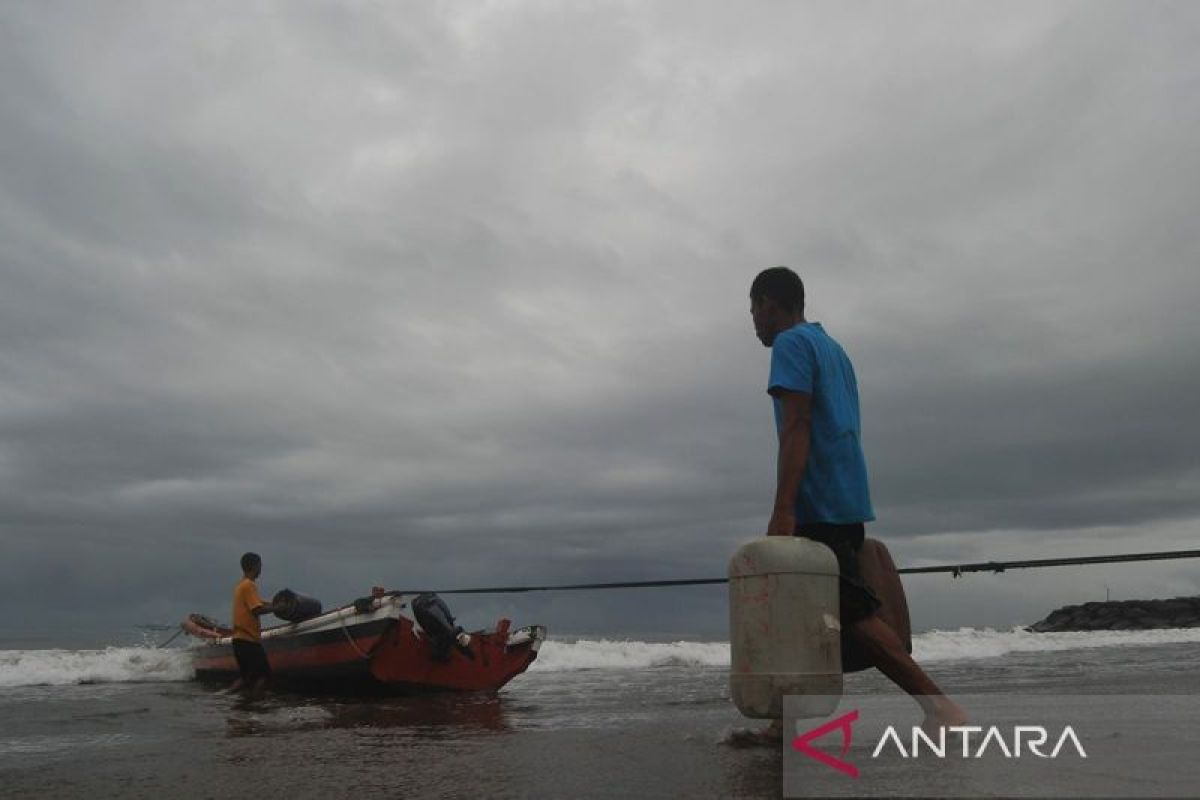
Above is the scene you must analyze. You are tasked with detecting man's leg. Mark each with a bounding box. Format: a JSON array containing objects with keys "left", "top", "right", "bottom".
[
  {"left": 847, "top": 614, "right": 967, "bottom": 728},
  {"left": 229, "top": 641, "right": 248, "bottom": 693},
  {"left": 745, "top": 616, "right": 964, "bottom": 744},
  {"left": 244, "top": 642, "right": 270, "bottom": 696}
]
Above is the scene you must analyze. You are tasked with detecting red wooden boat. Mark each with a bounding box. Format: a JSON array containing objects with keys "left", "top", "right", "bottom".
[{"left": 183, "top": 592, "right": 545, "bottom": 694}]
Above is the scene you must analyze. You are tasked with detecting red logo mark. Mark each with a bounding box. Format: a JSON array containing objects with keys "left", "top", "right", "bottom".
[{"left": 792, "top": 709, "right": 860, "bottom": 778}]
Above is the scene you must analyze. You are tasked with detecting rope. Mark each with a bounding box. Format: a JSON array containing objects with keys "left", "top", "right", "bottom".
[
  {"left": 154, "top": 628, "right": 184, "bottom": 647},
  {"left": 429, "top": 577, "right": 730, "bottom": 594},
  {"left": 338, "top": 614, "right": 373, "bottom": 660},
  {"left": 405, "top": 548, "right": 1200, "bottom": 595},
  {"left": 899, "top": 548, "right": 1200, "bottom": 577}
]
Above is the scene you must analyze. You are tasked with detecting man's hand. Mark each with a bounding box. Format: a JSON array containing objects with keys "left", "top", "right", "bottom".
[{"left": 766, "top": 509, "right": 796, "bottom": 537}]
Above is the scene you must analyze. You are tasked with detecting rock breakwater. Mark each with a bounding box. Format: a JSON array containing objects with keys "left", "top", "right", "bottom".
[{"left": 1028, "top": 596, "right": 1200, "bottom": 632}]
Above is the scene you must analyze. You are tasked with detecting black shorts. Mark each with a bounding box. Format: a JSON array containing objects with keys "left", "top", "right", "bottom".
[
  {"left": 795, "top": 522, "right": 882, "bottom": 626},
  {"left": 232, "top": 639, "right": 271, "bottom": 681}
]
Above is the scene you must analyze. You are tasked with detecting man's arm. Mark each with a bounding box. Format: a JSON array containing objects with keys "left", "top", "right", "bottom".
[
  {"left": 246, "top": 586, "right": 282, "bottom": 617},
  {"left": 767, "top": 390, "right": 812, "bottom": 536}
]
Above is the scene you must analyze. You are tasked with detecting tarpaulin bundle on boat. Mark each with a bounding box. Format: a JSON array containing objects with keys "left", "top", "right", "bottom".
[
  {"left": 412, "top": 592, "right": 474, "bottom": 661},
  {"left": 272, "top": 589, "right": 323, "bottom": 622}
]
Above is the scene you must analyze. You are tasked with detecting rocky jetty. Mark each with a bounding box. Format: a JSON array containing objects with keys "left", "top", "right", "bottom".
[{"left": 1028, "top": 596, "right": 1200, "bottom": 632}]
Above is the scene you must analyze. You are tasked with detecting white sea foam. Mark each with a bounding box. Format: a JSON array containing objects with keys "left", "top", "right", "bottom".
[
  {"left": 913, "top": 625, "right": 1200, "bottom": 663},
  {"left": 0, "top": 647, "right": 194, "bottom": 688},
  {"left": 529, "top": 627, "right": 1200, "bottom": 672},
  {"left": 529, "top": 639, "right": 730, "bottom": 671},
  {"left": 2, "top": 626, "right": 1198, "bottom": 685}
]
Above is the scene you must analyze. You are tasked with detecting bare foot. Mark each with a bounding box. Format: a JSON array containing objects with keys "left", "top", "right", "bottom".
[
  {"left": 725, "top": 720, "right": 783, "bottom": 748},
  {"left": 921, "top": 698, "right": 968, "bottom": 736}
]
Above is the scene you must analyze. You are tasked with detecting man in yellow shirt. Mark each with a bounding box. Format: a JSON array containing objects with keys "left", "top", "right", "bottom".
[{"left": 229, "top": 552, "right": 282, "bottom": 693}]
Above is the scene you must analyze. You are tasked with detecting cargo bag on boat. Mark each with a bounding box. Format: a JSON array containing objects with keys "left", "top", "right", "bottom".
[{"left": 272, "top": 589, "right": 323, "bottom": 622}]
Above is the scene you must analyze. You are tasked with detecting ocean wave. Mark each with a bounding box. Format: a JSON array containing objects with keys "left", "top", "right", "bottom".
[
  {"left": 529, "top": 639, "right": 729, "bottom": 671},
  {"left": 3, "top": 626, "right": 1199, "bottom": 685},
  {"left": 0, "top": 647, "right": 194, "bottom": 688},
  {"left": 913, "top": 625, "right": 1200, "bottom": 663},
  {"left": 529, "top": 626, "right": 1200, "bottom": 672}
]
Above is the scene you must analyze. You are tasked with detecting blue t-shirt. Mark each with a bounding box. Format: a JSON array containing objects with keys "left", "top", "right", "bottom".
[{"left": 768, "top": 322, "right": 875, "bottom": 525}]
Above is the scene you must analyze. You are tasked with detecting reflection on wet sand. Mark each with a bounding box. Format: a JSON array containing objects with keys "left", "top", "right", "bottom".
[
  {"left": 320, "top": 693, "right": 511, "bottom": 735},
  {"left": 224, "top": 691, "right": 511, "bottom": 739}
]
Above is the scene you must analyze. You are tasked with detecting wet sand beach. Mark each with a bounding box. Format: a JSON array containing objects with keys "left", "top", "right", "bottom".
[{"left": 2, "top": 629, "right": 1199, "bottom": 799}]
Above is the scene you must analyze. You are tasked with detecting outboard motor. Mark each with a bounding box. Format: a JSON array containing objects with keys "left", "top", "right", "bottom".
[
  {"left": 272, "top": 589, "right": 323, "bottom": 623},
  {"left": 411, "top": 593, "right": 474, "bottom": 661}
]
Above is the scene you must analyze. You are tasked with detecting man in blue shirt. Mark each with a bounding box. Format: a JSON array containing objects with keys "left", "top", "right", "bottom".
[{"left": 750, "top": 266, "right": 965, "bottom": 734}]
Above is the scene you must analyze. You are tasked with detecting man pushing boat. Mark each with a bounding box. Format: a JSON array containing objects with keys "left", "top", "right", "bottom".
[
  {"left": 748, "top": 266, "right": 967, "bottom": 737},
  {"left": 226, "top": 552, "right": 284, "bottom": 694}
]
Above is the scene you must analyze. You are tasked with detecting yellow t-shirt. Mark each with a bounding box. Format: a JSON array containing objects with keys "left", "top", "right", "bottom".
[{"left": 232, "top": 577, "right": 265, "bottom": 642}]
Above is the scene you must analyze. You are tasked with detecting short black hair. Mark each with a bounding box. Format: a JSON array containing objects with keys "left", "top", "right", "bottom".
[
  {"left": 240, "top": 552, "right": 261, "bottom": 573},
  {"left": 750, "top": 266, "right": 805, "bottom": 314}
]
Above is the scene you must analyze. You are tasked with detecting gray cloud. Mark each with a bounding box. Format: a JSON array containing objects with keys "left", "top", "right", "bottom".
[{"left": 1, "top": 1, "right": 1197, "bottom": 637}]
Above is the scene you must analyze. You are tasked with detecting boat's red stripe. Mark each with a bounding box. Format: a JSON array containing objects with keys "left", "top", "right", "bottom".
[{"left": 194, "top": 632, "right": 383, "bottom": 673}]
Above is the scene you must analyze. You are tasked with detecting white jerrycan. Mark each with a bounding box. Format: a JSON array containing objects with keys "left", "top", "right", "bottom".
[{"left": 728, "top": 536, "right": 843, "bottom": 719}]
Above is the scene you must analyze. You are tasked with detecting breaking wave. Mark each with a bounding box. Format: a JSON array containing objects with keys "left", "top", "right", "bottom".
[
  {"left": 529, "top": 626, "right": 1200, "bottom": 672},
  {"left": 530, "top": 638, "right": 729, "bottom": 671},
  {"left": 0, "top": 647, "right": 194, "bottom": 688},
  {"left": 912, "top": 625, "right": 1200, "bottom": 663},
  {"left": 3, "top": 627, "right": 1199, "bottom": 685}
]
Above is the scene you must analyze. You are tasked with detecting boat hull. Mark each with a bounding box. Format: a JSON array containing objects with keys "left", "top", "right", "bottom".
[{"left": 189, "top": 596, "right": 544, "bottom": 694}]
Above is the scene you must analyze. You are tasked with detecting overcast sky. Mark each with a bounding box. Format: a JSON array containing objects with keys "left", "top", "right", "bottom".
[{"left": 2, "top": 1, "right": 1198, "bottom": 640}]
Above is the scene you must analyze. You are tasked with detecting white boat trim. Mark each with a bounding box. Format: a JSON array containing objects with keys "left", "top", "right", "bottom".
[{"left": 209, "top": 595, "right": 407, "bottom": 646}]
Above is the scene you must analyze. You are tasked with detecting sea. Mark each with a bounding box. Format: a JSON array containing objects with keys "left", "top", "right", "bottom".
[{"left": 2, "top": 626, "right": 1199, "bottom": 799}]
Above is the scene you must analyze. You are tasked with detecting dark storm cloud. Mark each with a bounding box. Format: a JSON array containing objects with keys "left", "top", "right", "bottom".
[{"left": 1, "top": 1, "right": 1197, "bottom": 635}]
